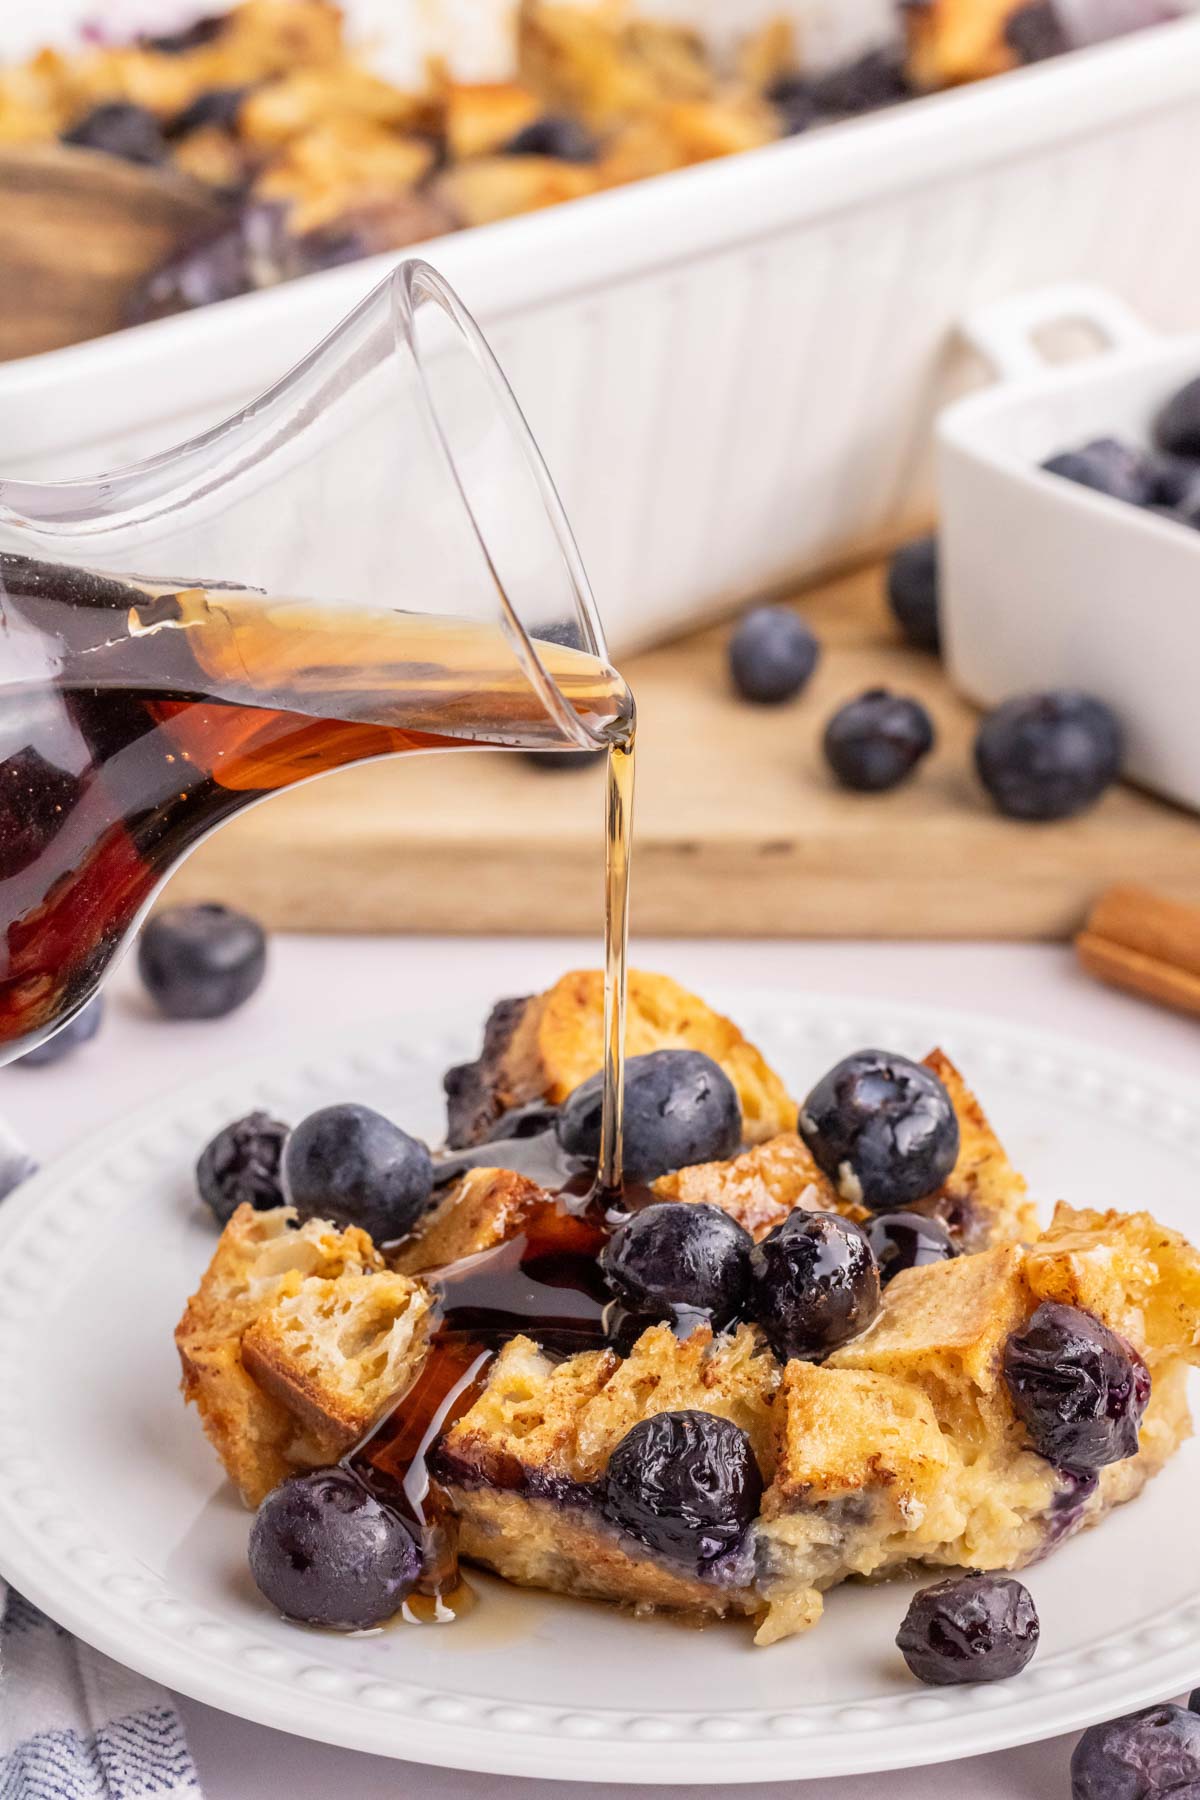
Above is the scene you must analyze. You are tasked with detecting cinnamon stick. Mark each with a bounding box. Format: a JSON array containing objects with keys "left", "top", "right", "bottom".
[{"left": 1076, "top": 885, "right": 1200, "bottom": 1019}]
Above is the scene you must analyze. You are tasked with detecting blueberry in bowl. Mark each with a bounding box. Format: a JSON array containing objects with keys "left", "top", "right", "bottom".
[
  {"left": 601, "top": 1410, "right": 763, "bottom": 1570},
  {"left": 138, "top": 902, "right": 267, "bottom": 1020},
  {"left": 1041, "top": 438, "right": 1158, "bottom": 507},
  {"left": 248, "top": 1467, "right": 419, "bottom": 1629},
  {"left": 1156, "top": 373, "right": 1200, "bottom": 460},
  {"left": 1003, "top": 1301, "right": 1150, "bottom": 1473},
  {"left": 283, "top": 1103, "right": 434, "bottom": 1244},
  {"left": 17, "top": 995, "right": 103, "bottom": 1066},
  {"left": 504, "top": 114, "right": 598, "bottom": 162},
  {"left": 1071, "top": 1703, "right": 1200, "bottom": 1800},
  {"left": 556, "top": 1049, "right": 741, "bottom": 1185},
  {"left": 823, "top": 689, "right": 934, "bottom": 792},
  {"left": 865, "top": 1211, "right": 958, "bottom": 1285},
  {"left": 799, "top": 1049, "right": 960, "bottom": 1211},
  {"left": 886, "top": 535, "right": 940, "bottom": 653},
  {"left": 601, "top": 1202, "right": 753, "bottom": 1331},
  {"left": 728, "top": 606, "right": 819, "bottom": 705},
  {"left": 196, "top": 1111, "right": 289, "bottom": 1227},
  {"left": 896, "top": 1573, "right": 1039, "bottom": 1685},
  {"left": 748, "top": 1209, "right": 880, "bottom": 1362},
  {"left": 974, "top": 691, "right": 1123, "bottom": 821}
]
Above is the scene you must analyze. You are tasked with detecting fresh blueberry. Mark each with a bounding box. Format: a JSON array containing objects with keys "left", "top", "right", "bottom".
[
  {"left": 1005, "top": 1, "right": 1068, "bottom": 60},
  {"left": 799, "top": 1049, "right": 960, "bottom": 1211},
  {"left": 748, "top": 1208, "right": 880, "bottom": 1362},
  {"left": 138, "top": 903, "right": 266, "bottom": 1019},
  {"left": 865, "top": 1211, "right": 958, "bottom": 1285},
  {"left": 17, "top": 996, "right": 103, "bottom": 1066},
  {"left": 1071, "top": 1704, "right": 1200, "bottom": 1800},
  {"left": 765, "top": 73, "right": 816, "bottom": 135},
  {"left": 521, "top": 748, "right": 605, "bottom": 772},
  {"left": 0, "top": 1118, "right": 38, "bottom": 1201},
  {"left": 196, "top": 1110, "right": 288, "bottom": 1227},
  {"left": 248, "top": 1468, "right": 419, "bottom": 1629},
  {"left": 1042, "top": 438, "right": 1157, "bottom": 506},
  {"left": 601, "top": 1202, "right": 753, "bottom": 1329},
  {"left": 974, "top": 691, "right": 1123, "bottom": 821},
  {"left": 556, "top": 1049, "right": 741, "bottom": 1184},
  {"left": 505, "top": 114, "right": 597, "bottom": 162},
  {"left": 728, "top": 606, "right": 820, "bottom": 705},
  {"left": 166, "top": 87, "right": 247, "bottom": 137},
  {"left": 601, "top": 1410, "right": 762, "bottom": 1568},
  {"left": 282, "top": 1103, "right": 434, "bottom": 1243},
  {"left": 897, "top": 1573, "right": 1039, "bottom": 1686},
  {"left": 1147, "top": 451, "right": 1200, "bottom": 509},
  {"left": 1004, "top": 1301, "right": 1150, "bottom": 1473},
  {"left": 886, "top": 536, "right": 940, "bottom": 653},
  {"left": 823, "top": 689, "right": 934, "bottom": 792},
  {"left": 1156, "top": 375, "right": 1200, "bottom": 460},
  {"left": 63, "top": 103, "right": 170, "bottom": 166},
  {"left": 141, "top": 13, "right": 226, "bottom": 53},
  {"left": 810, "top": 49, "right": 909, "bottom": 115}
]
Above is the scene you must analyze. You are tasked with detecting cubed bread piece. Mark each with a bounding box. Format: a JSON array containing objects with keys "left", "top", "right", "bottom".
[
  {"left": 391, "top": 1168, "right": 549, "bottom": 1276},
  {"left": 923, "top": 1049, "right": 1038, "bottom": 1249},
  {"left": 904, "top": 0, "right": 1019, "bottom": 89},
  {"left": 653, "top": 1137, "right": 833, "bottom": 1238},
  {"left": 443, "top": 969, "right": 796, "bottom": 1148},
  {"left": 1025, "top": 1203, "right": 1200, "bottom": 1369}
]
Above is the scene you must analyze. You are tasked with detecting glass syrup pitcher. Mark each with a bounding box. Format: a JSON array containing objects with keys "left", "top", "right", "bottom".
[{"left": 0, "top": 261, "right": 635, "bottom": 1067}]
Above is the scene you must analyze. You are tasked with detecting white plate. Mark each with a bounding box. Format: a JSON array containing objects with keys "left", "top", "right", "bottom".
[{"left": 0, "top": 991, "right": 1198, "bottom": 1785}]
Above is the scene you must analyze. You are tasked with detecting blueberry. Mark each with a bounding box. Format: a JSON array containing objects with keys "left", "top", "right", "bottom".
[
  {"left": 765, "top": 73, "right": 816, "bottom": 135},
  {"left": 248, "top": 1468, "right": 419, "bottom": 1629},
  {"left": 823, "top": 689, "right": 934, "bottom": 792},
  {"left": 282, "top": 1103, "right": 434, "bottom": 1243},
  {"left": 1004, "top": 1301, "right": 1150, "bottom": 1473},
  {"left": 138, "top": 903, "right": 266, "bottom": 1019},
  {"left": 1148, "top": 451, "right": 1200, "bottom": 509},
  {"left": 601, "top": 1202, "right": 753, "bottom": 1329},
  {"left": 62, "top": 103, "right": 170, "bottom": 166},
  {"left": 505, "top": 114, "right": 597, "bottom": 162},
  {"left": 141, "top": 14, "right": 226, "bottom": 53},
  {"left": 799, "top": 1049, "right": 960, "bottom": 1211},
  {"left": 17, "top": 996, "right": 103, "bottom": 1066},
  {"left": 1005, "top": 1, "right": 1068, "bottom": 60},
  {"left": 1156, "top": 375, "right": 1200, "bottom": 459},
  {"left": 1071, "top": 1704, "right": 1200, "bottom": 1800},
  {"left": 1042, "top": 439, "right": 1157, "bottom": 506},
  {"left": 974, "top": 691, "right": 1123, "bottom": 821},
  {"left": 601, "top": 1410, "right": 762, "bottom": 1568},
  {"left": 126, "top": 203, "right": 286, "bottom": 325},
  {"left": 521, "top": 748, "right": 605, "bottom": 772},
  {"left": 810, "top": 49, "right": 909, "bottom": 115},
  {"left": 896, "top": 1573, "right": 1039, "bottom": 1686},
  {"left": 166, "top": 87, "right": 247, "bottom": 138},
  {"left": 728, "top": 606, "right": 820, "bottom": 705},
  {"left": 865, "top": 1211, "right": 958, "bottom": 1285},
  {"left": 196, "top": 1110, "right": 288, "bottom": 1227},
  {"left": 748, "top": 1208, "right": 880, "bottom": 1362},
  {"left": 556, "top": 1049, "right": 741, "bottom": 1184},
  {"left": 886, "top": 536, "right": 940, "bottom": 653}
]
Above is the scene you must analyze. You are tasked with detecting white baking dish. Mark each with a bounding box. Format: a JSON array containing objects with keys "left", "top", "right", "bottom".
[
  {"left": 938, "top": 282, "right": 1200, "bottom": 812},
  {"left": 3, "top": 11, "right": 1200, "bottom": 655}
]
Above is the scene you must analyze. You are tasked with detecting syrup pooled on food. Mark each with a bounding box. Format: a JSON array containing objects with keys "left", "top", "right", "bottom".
[{"left": 0, "top": 553, "right": 632, "bottom": 1060}]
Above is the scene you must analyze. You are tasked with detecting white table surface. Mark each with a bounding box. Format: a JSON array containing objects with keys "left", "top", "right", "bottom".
[{"left": 4, "top": 932, "right": 1196, "bottom": 1799}]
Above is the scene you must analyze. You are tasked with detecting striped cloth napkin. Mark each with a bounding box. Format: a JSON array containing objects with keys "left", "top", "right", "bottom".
[{"left": 0, "top": 1581, "right": 202, "bottom": 1800}]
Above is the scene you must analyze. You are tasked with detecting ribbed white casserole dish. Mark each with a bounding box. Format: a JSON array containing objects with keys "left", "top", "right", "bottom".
[{"left": 3, "top": 6, "right": 1200, "bottom": 653}]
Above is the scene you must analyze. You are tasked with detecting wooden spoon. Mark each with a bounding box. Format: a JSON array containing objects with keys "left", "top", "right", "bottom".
[{"left": 0, "top": 143, "right": 229, "bottom": 362}]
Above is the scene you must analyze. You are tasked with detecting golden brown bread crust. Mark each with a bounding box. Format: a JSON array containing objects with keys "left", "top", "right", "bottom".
[
  {"left": 391, "top": 1168, "right": 547, "bottom": 1276},
  {"left": 443, "top": 970, "right": 796, "bottom": 1149}
]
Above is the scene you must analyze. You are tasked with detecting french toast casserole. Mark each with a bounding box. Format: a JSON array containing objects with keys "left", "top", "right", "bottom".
[{"left": 177, "top": 970, "right": 1200, "bottom": 1645}]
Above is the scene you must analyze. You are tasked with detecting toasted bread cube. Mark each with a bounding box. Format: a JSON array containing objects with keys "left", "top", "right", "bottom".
[
  {"left": 1026, "top": 1203, "right": 1200, "bottom": 1369},
  {"left": 438, "top": 1335, "right": 617, "bottom": 1491},
  {"left": 442, "top": 81, "right": 543, "bottom": 159},
  {"left": 435, "top": 154, "right": 599, "bottom": 227},
  {"left": 392, "top": 1168, "right": 549, "bottom": 1275},
  {"left": 654, "top": 1137, "right": 834, "bottom": 1238},
  {"left": 766, "top": 1362, "right": 952, "bottom": 1514},
  {"left": 927, "top": 1049, "right": 1038, "bottom": 1249},
  {"left": 904, "top": 0, "right": 1019, "bottom": 89}
]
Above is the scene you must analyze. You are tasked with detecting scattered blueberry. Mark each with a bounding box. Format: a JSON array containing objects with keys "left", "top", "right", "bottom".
[
  {"left": 282, "top": 1102, "right": 434, "bottom": 1243},
  {"left": 521, "top": 748, "right": 605, "bottom": 772},
  {"left": 505, "top": 114, "right": 597, "bottom": 161},
  {"left": 1156, "top": 375, "right": 1200, "bottom": 460},
  {"left": 17, "top": 996, "right": 103, "bottom": 1066},
  {"left": 799, "top": 1049, "right": 960, "bottom": 1210},
  {"left": 556, "top": 1049, "right": 741, "bottom": 1185},
  {"left": 765, "top": 73, "right": 816, "bottom": 135},
  {"left": 1042, "top": 438, "right": 1157, "bottom": 507},
  {"left": 823, "top": 689, "right": 934, "bottom": 792},
  {"left": 748, "top": 1208, "right": 880, "bottom": 1362},
  {"left": 138, "top": 903, "right": 266, "bottom": 1019},
  {"left": 1071, "top": 1704, "right": 1200, "bottom": 1800},
  {"left": 196, "top": 1110, "right": 288, "bottom": 1227},
  {"left": 248, "top": 1468, "right": 419, "bottom": 1629},
  {"left": 166, "top": 87, "right": 247, "bottom": 138},
  {"left": 601, "top": 1410, "right": 762, "bottom": 1568},
  {"left": 1005, "top": 1, "right": 1068, "bottom": 61},
  {"left": 886, "top": 536, "right": 940, "bottom": 653},
  {"left": 810, "top": 48, "right": 909, "bottom": 115},
  {"left": 1004, "top": 1302, "right": 1150, "bottom": 1472},
  {"left": 62, "top": 103, "right": 170, "bottom": 166},
  {"left": 865, "top": 1211, "right": 958, "bottom": 1285},
  {"left": 974, "top": 691, "right": 1123, "bottom": 821},
  {"left": 601, "top": 1202, "right": 753, "bottom": 1330},
  {"left": 728, "top": 606, "right": 820, "bottom": 705},
  {"left": 897, "top": 1573, "right": 1039, "bottom": 1686},
  {"left": 0, "top": 1118, "right": 38, "bottom": 1201},
  {"left": 141, "top": 13, "right": 226, "bottom": 53}
]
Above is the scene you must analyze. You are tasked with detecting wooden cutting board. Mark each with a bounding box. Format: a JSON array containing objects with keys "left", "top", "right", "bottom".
[{"left": 164, "top": 563, "right": 1200, "bottom": 940}]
